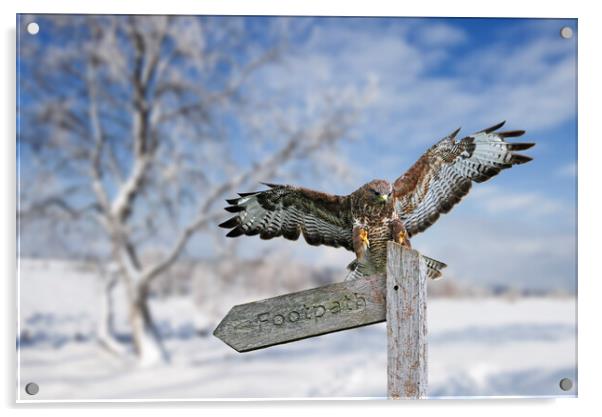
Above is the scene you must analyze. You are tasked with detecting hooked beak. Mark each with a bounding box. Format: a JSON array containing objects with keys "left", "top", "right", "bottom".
[{"left": 378, "top": 194, "right": 389, "bottom": 203}]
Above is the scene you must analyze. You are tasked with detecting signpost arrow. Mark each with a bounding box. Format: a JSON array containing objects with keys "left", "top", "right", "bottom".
[{"left": 213, "top": 274, "right": 386, "bottom": 352}]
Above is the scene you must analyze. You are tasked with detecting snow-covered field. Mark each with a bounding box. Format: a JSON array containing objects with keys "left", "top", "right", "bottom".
[{"left": 17, "top": 259, "right": 577, "bottom": 401}]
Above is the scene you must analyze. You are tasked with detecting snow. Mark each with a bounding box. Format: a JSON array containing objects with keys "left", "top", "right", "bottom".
[{"left": 17, "top": 259, "right": 577, "bottom": 401}]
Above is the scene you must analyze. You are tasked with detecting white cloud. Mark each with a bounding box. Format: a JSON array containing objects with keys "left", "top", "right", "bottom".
[
  {"left": 414, "top": 22, "right": 467, "bottom": 47},
  {"left": 470, "top": 185, "right": 566, "bottom": 217},
  {"left": 411, "top": 214, "right": 576, "bottom": 292},
  {"left": 254, "top": 20, "right": 576, "bottom": 149},
  {"left": 557, "top": 162, "right": 577, "bottom": 178}
]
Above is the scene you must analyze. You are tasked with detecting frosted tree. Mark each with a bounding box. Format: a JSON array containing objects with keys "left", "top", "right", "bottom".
[{"left": 18, "top": 15, "right": 372, "bottom": 365}]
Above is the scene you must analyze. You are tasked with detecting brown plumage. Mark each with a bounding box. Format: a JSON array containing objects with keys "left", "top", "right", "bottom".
[{"left": 219, "top": 121, "right": 534, "bottom": 280}]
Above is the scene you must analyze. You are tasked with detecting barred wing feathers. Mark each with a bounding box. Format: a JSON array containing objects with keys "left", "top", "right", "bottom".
[
  {"left": 394, "top": 121, "right": 534, "bottom": 237},
  {"left": 219, "top": 184, "right": 354, "bottom": 250}
]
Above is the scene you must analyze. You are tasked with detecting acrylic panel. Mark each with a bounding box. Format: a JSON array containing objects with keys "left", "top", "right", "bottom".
[{"left": 16, "top": 14, "right": 577, "bottom": 401}]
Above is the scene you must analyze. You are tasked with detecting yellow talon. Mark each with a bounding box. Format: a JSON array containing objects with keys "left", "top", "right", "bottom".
[
  {"left": 397, "top": 231, "right": 405, "bottom": 244},
  {"left": 359, "top": 229, "right": 370, "bottom": 247}
]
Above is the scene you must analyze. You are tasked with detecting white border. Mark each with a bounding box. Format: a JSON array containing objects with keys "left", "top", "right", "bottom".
[
  {"left": 3, "top": 0, "right": 584, "bottom": 17},
  {"left": 4, "top": 1, "right": 601, "bottom": 415}
]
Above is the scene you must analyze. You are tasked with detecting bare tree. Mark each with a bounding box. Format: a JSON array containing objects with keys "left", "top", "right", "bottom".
[{"left": 18, "top": 15, "right": 370, "bottom": 365}]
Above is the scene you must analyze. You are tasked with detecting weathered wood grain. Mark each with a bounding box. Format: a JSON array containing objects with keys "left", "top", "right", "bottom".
[
  {"left": 386, "top": 242, "right": 428, "bottom": 399},
  {"left": 214, "top": 274, "right": 386, "bottom": 352}
]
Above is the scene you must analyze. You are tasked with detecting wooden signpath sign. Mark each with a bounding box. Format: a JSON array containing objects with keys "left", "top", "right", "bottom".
[
  {"left": 213, "top": 274, "right": 386, "bottom": 352},
  {"left": 214, "top": 242, "right": 429, "bottom": 399}
]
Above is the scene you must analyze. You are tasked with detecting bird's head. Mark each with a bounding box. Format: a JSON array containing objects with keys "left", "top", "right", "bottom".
[{"left": 365, "top": 179, "right": 393, "bottom": 204}]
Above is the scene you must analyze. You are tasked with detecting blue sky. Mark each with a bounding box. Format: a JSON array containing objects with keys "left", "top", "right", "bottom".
[
  {"left": 228, "top": 17, "right": 578, "bottom": 292},
  {"left": 19, "top": 16, "right": 577, "bottom": 292}
]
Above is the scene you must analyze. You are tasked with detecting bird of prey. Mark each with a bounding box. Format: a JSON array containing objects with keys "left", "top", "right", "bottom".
[{"left": 219, "top": 122, "right": 534, "bottom": 280}]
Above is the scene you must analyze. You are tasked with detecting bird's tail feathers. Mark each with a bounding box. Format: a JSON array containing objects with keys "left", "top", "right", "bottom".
[
  {"left": 345, "top": 259, "right": 376, "bottom": 281},
  {"left": 423, "top": 255, "right": 447, "bottom": 280},
  {"left": 345, "top": 254, "right": 447, "bottom": 281}
]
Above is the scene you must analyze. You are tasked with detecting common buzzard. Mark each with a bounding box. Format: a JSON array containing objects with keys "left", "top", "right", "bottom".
[{"left": 219, "top": 122, "right": 534, "bottom": 280}]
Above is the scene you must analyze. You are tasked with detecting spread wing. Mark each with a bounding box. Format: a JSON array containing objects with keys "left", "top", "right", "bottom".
[
  {"left": 394, "top": 121, "right": 534, "bottom": 237},
  {"left": 219, "top": 184, "right": 354, "bottom": 250}
]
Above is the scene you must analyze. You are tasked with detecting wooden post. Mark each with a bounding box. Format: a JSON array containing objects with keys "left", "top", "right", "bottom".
[{"left": 386, "top": 242, "right": 428, "bottom": 399}]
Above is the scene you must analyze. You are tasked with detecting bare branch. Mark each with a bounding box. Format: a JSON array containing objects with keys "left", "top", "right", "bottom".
[
  {"left": 140, "top": 109, "right": 353, "bottom": 283},
  {"left": 109, "top": 18, "right": 164, "bottom": 223},
  {"left": 19, "top": 185, "right": 99, "bottom": 222},
  {"left": 141, "top": 211, "right": 223, "bottom": 282},
  {"left": 110, "top": 156, "right": 151, "bottom": 223},
  {"left": 86, "top": 79, "right": 112, "bottom": 217}
]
